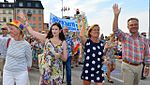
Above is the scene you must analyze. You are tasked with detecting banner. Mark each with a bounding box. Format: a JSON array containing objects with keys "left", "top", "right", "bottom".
[
  {"left": 74, "top": 13, "right": 88, "bottom": 30},
  {"left": 50, "top": 13, "right": 79, "bottom": 32}
]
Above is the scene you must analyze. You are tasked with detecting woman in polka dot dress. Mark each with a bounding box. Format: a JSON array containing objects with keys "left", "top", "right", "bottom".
[{"left": 80, "top": 19, "right": 105, "bottom": 85}]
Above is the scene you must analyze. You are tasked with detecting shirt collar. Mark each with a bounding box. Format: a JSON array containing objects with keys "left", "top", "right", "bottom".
[{"left": 129, "top": 32, "right": 140, "bottom": 38}]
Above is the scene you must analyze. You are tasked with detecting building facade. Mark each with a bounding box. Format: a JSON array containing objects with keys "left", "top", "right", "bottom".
[
  {"left": 0, "top": 2, "right": 14, "bottom": 26},
  {"left": 43, "top": 23, "right": 49, "bottom": 34},
  {"left": 0, "top": 0, "right": 44, "bottom": 32}
]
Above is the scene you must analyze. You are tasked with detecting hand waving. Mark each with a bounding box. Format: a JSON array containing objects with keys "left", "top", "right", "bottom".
[{"left": 113, "top": 4, "right": 121, "bottom": 16}]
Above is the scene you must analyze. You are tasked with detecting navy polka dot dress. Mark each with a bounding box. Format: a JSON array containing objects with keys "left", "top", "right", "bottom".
[{"left": 81, "top": 39, "right": 105, "bottom": 83}]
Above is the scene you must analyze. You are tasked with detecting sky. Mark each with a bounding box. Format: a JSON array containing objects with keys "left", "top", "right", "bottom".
[{"left": 1, "top": 0, "right": 149, "bottom": 36}]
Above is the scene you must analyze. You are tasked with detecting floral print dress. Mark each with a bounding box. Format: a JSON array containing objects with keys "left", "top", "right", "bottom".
[
  {"left": 105, "top": 41, "right": 116, "bottom": 64},
  {"left": 39, "top": 39, "right": 63, "bottom": 85}
]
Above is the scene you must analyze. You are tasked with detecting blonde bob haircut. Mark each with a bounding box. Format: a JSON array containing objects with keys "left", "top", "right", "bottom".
[{"left": 88, "top": 24, "right": 99, "bottom": 38}]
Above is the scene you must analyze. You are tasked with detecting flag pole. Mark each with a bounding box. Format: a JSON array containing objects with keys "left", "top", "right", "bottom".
[{"left": 61, "top": 0, "right": 63, "bottom": 18}]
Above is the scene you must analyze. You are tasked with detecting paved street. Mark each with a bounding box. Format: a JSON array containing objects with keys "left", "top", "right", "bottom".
[{"left": 0, "top": 59, "right": 150, "bottom": 85}]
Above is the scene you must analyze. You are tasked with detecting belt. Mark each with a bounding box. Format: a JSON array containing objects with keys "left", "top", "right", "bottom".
[{"left": 123, "top": 60, "right": 141, "bottom": 66}]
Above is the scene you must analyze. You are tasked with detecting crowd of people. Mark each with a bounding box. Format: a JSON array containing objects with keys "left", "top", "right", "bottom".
[{"left": 0, "top": 3, "right": 149, "bottom": 85}]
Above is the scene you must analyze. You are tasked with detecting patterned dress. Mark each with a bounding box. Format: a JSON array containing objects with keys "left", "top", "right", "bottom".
[
  {"left": 81, "top": 39, "right": 105, "bottom": 83},
  {"left": 39, "top": 39, "right": 63, "bottom": 85},
  {"left": 105, "top": 41, "right": 116, "bottom": 64}
]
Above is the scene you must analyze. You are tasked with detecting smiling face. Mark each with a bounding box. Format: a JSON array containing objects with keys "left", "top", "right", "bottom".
[
  {"left": 63, "top": 26, "right": 69, "bottom": 36},
  {"left": 51, "top": 25, "right": 61, "bottom": 37},
  {"left": 1, "top": 28, "right": 8, "bottom": 36},
  {"left": 89, "top": 25, "right": 100, "bottom": 38},
  {"left": 8, "top": 25, "right": 23, "bottom": 38},
  {"left": 127, "top": 19, "right": 139, "bottom": 34}
]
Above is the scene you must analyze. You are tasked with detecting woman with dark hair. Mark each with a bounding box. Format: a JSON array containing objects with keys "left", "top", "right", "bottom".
[
  {"left": 20, "top": 13, "right": 67, "bottom": 84},
  {"left": 80, "top": 17, "right": 105, "bottom": 85},
  {"left": 46, "top": 23, "right": 66, "bottom": 41}
]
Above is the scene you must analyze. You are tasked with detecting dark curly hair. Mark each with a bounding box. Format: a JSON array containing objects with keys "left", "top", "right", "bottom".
[{"left": 46, "top": 22, "right": 65, "bottom": 41}]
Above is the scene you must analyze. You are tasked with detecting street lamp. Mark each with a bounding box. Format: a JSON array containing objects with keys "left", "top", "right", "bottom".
[
  {"left": 13, "top": 0, "right": 16, "bottom": 20},
  {"left": 61, "top": 0, "right": 64, "bottom": 18}
]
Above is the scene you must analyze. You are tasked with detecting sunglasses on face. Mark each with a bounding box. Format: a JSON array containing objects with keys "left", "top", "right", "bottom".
[{"left": 1, "top": 27, "right": 8, "bottom": 30}]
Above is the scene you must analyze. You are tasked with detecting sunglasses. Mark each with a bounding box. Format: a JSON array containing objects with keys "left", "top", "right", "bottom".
[{"left": 1, "top": 28, "right": 8, "bottom": 30}]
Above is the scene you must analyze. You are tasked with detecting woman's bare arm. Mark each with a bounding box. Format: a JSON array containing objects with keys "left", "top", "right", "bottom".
[{"left": 80, "top": 16, "right": 87, "bottom": 45}]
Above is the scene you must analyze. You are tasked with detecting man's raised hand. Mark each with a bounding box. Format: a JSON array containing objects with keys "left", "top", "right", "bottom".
[{"left": 113, "top": 3, "right": 121, "bottom": 16}]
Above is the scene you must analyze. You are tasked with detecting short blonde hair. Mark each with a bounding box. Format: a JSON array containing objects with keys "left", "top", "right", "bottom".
[{"left": 88, "top": 24, "right": 99, "bottom": 38}]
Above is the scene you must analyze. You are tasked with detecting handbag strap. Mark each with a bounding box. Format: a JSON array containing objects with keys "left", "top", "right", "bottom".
[{"left": 6, "top": 38, "right": 11, "bottom": 48}]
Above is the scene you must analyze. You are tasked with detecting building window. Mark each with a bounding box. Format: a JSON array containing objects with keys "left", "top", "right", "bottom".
[
  {"left": 3, "top": 4, "right": 5, "bottom": 7},
  {"left": 32, "top": 24, "right": 36, "bottom": 28},
  {"left": 3, "top": 10, "right": 6, "bottom": 14},
  {"left": 33, "top": 10, "right": 36, "bottom": 14},
  {"left": 23, "top": 9, "right": 26, "bottom": 14},
  {"left": 39, "top": 17, "right": 42, "bottom": 21},
  {"left": 8, "top": 10, "right": 12, "bottom": 14},
  {"left": 39, "top": 23, "right": 42, "bottom": 28},
  {"left": 33, "top": 17, "right": 36, "bottom": 21},
  {"left": 17, "top": 9, "right": 20, "bottom": 13},
  {"left": 8, "top": 4, "right": 11, "bottom": 7},
  {"left": 3, "top": 17, "right": 6, "bottom": 22},
  {"left": 27, "top": 10, "right": 32, "bottom": 14},
  {"left": 27, "top": 2, "right": 31, "bottom": 7},
  {"left": 38, "top": 10, "right": 42, "bottom": 14},
  {"left": 35, "top": 3, "right": 39, "bottom": 7},
  {"left": 19, "top": 2, "right": 23, "bottom": 7}
]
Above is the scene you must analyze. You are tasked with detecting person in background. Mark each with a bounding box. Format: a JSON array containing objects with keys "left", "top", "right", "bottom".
[
  {"left": 100, "top": 34, "right": 106, "bottom": 44},
  {"left": 112, "top": 4, "right": 150, "bottom": 85},
  {"left": 0, "top": 26, "right": 9, "bottom": 77},
  {"left": 0, "top": 20, "right": 32, "bottom": 85},
  {"left": 104, "top": 33, "right": 117, "bottom": 83},
  {"left": 63, "top": 26, "right": 74, "bottom": 85},
  {"left": 115, "top": 38, "right": 122, "bottom": 59},
  {"left": 72, "top": 34, "right": 80, "bottom": 67},
  {"left": 0, "top": 26, "right": 9, "bottom": 38},
  {"left": 80, "top": 17, "right": 105, "bottom": 85},
  {"left": 32, "top": 38, "right": 43, "bottom": 69},
  {"left": 140, "top": 32, "right": 149, "bottom": 80}
]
